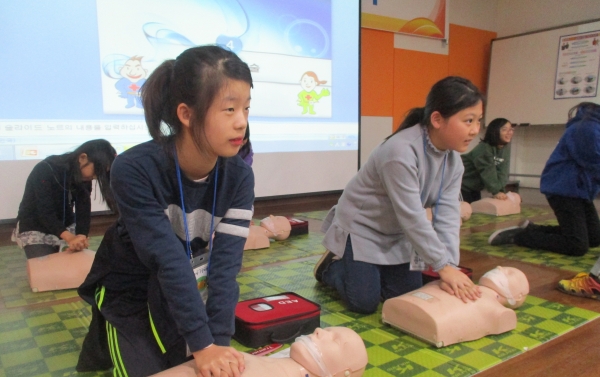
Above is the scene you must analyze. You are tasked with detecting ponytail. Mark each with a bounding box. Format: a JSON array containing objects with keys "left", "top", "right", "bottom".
[
  {"left": 140, "top": 45, "right": 252, "bottom": 152},
  {"left": 140, "top": 60, "right": 178, "bottom": 142},
  {"left": 384, "top": 76, "right": 484, "bottom": 142},
  {"left": 385, "top": 107, "right": 425, "bottom": 141}
]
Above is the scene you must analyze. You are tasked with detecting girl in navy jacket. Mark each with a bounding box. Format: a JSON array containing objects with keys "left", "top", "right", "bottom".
[{"left": 77, "top": 45, "right": 254, "bottom": 377}]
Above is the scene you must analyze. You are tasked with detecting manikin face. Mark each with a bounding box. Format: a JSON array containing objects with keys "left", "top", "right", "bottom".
[
  {"left": 430, "top": 101, "right": 483, "bottom": 153},
  {"left": 290, "top": 327, "right": 367, "bottom": 377},
  {"left": 499, "top": 122, "right": 515, "bottom": 145},
  {"left": 301, "top": 74, "right": 317, "bottom": 92},
  {"left": 119, "top": 59, "right": 147, "bottom": 83},
  {"left": 260, "top": 215, "right": 290, "bottom": 236},
  {"left": 479, "top": 266, "right": 529, "bottom": 308},
  {"left": 202, "top": 79, "right": 251, "bottom": 158}
]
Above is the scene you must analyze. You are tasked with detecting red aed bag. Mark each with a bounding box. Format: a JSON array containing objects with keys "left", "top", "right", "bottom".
[
  {"left": 286, "top": 217, "right": 309, "bottom": 236},
  {"left": 233, "top": 292, "right": 321, "bottom": 348}
]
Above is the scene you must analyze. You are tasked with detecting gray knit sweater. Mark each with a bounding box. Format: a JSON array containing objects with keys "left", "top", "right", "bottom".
[{"left": 322, "top": 125, "right": 463, "bottom": 271}]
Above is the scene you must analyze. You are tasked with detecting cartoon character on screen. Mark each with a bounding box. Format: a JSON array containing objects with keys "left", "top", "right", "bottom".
[
  {"left": 297, "top": 71, "right": 330, "bottom": 115},
  {"left": 115, "top": 55, "right": 148, "bottom": 109}
]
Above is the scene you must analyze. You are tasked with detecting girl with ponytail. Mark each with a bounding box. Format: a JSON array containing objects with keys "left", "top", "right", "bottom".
[
  {"left": 78, "top": 45, "right": 253, "bottom": 377},
  {"left": 315, "top": 76, "right": 485, "bottom": 314}
]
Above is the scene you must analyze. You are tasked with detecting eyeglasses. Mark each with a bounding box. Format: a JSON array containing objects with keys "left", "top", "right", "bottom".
[{"left": 500, "top": 127, "right": 515, "bottom": 133}]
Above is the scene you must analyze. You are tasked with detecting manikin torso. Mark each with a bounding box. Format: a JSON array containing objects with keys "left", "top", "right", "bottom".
[
  {"left": 383, "top": 281, "right": 515, "bottom": 347},
  {"left": 470, "top": 192, "right": 521, "bottom": 216},
  {"left": 382, "top": 266, "right": 529, "bottom": 347},
  {"left": 151, "top": 326, "right": 368, "bottom": 377},
  {"left": 152, "top": 354, "right": 314, "bottom": 377}
]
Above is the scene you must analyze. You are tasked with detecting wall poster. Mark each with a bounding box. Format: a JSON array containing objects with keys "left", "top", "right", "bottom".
[{"left": 555, "top": 30, "right": 600, "bottom": 99}]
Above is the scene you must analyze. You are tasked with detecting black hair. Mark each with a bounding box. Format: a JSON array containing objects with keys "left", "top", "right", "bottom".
[
  {"left": 238, "top": 123, "right": 252, "bottom": 160},
  {"left": 54, "top": 139, "right": 117, "bottom": 212},
  {"left": 141, "top": 45, "right": 253, "bottom": 154},
  {"left": 568, "top": 102, "right": 600, "bottom": 121},
  {"left": 386, "top": 76, "right": 485, "bottom": 140},
  {"left": 481, "top": 118, "right": 512, "bottom": 147}
]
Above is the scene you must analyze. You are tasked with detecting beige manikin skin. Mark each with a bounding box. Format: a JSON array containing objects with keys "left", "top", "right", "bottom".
[
  {"left": 470, "top": 192, "right": 521, "bottom": 216},
  {"left": 243, "top": 225, "right": 271, "bottom": 250},
  {"left": 381, "top": 266, "right": 529, "bottom": 348},
  {"left": 151, "top": 327, "right": 368, "bottom": 377},
  {"left": 259, "top": 215, "right": 292, "bottom": 240},
  {"left": 27, "top": 249, "right": 95, "bottom": 292},
  {"left": 244, "top": 215, "right": 292, "bottom": 250},
  {"left": 425, "top": 201, "right": 472, "bottom": 224}
]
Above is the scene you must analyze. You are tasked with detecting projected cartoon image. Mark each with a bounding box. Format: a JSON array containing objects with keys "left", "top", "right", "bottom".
[
  {"left": 113, "top": 56, "right": 147, "bottom": 109},
  {"left": 298, "top": 71, "right": 330, "bottom": 115},
  {"left": 96, "top": 0, "right": 333, "bottom": 117}
]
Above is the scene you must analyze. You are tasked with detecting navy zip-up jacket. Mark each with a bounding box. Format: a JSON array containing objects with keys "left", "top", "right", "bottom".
[
  {"left": 540, "top": 105, "right": 600, "bottom": 201},
  {"left": 79, "top": 140, "right": 254, "bottom": 353}
]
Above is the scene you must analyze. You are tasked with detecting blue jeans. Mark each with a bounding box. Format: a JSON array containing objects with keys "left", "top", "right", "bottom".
[{"left": 322, "top": 236, "right": 423, "bottom": 314}]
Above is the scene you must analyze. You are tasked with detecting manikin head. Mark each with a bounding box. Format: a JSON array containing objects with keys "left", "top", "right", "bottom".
[
  {"left": 259, "top": 215, "right": 291, "bottom": 241},
  {"left": 479, "top": 266, "right": 529, "bottom": 309},
  {"left": 460, "top": 201, "right": 472, "bottom": 222},
  {"left": 290, "top": 327, "right": 368, "bottom": 377}
]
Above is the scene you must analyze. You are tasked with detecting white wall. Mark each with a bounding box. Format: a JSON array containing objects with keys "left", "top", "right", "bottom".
[
  {"left": 450, "top": 0, "right": 499, "bottom": 32},
  {"left": 496, "top": 0, "right": 600, "bottom": 38},
  {"left": 359, "top": 116, "right": 391, "bottom": 167},
  {"left": 490, "top": 1, "right": 600, "bottom": 188}
]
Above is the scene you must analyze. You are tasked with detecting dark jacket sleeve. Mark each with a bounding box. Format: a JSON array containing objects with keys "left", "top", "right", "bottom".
[
  {"left": 74, "top": 181, "right": 92, "bottom": 235},
  {"left": 110, "top": 155, "right": 215, "bottom": 352},
  {"left": 205, "top": 167, "right": 254, "bottom": 346},
  {"left": 28, "top": 163, "right": 69, "bottom": 237},
  {"left": 472, "top": 144, "right": 506, "bottom": 195},
  {"left": 496, "top": 145, "right": 511, "bottom": 193}
]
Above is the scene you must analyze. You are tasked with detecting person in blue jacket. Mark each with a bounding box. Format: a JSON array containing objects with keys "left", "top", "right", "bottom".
[
  {"left": 77, "top": 45, "right": 254, "bottom": 377},
  {"left": 489, "top": 102, "right": 600, "bottom": 258}
]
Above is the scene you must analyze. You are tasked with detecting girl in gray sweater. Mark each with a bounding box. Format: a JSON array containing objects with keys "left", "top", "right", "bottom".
[{"left": 315, "top": 76, "right": 484, "bottom": 314}]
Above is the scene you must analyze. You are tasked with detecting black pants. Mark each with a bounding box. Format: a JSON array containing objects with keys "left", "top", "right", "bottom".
[
  {"left": 461, "top": 189, "right": 481, "bottom": 204},
  {"left": 24, "top": 244, "right": 59, "bottom": 259},
  {"left": 78, "top": 287, "right": 190, "bottom": 376},
  {"left": 515, "top": 195, "right": 600, "bottom": 256}
]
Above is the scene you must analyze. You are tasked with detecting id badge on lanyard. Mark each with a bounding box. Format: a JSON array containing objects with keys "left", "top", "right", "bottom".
[
  {"left": 176, "top": 149, "right": 219, "bottom": 357},
  {"left": 409, "top": 248, "right": 426, "bottom": 271},
  {"left": 191, "top": 253, "right": 209, "bottom": 304}
]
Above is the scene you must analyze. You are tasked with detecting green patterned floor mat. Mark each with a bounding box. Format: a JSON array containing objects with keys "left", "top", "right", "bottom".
[
  {"left": 242, "top": 232, "right": 325, "bottom": 268},
  {"left": 294, "top": 205, "right": 552, "bottom": 228},
  {"left": 460, "top": 221, "right": 600, "bottom": 273},
  {"left": 0, "top": 260, "right": 597, "bottom": 377},
  {"left": 236, "top": 260, "right": 600, "bottom": 377},
  {"left": 0, "top": 230, "right": 325, "bottom": 309},
  {"left": 293, "top": 210, "right": 330, "bottom": 221},
  {"left": 0, "top": 301, "right": 110, "bottom": 377},
  {"left": 461, "top": 205, "right": 552, "bottom": 228},
  {"left": 0, "top": 247, "right": 80, "bottom": 309}
]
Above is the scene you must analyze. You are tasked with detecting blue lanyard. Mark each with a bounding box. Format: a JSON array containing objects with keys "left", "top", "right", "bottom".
[
  {"left": 63, "top": 172, "right": 66, "bottom": 226},
  {"left": 422, "top": 128, "right": 447, "bottom": 225},
  {"left": 173, "top": 148, "right": 219, "bottom": 263}
]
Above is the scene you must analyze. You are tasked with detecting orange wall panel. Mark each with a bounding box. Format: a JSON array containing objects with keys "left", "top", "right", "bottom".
[
  {"left": 392, "top": 49, "right": 448, "bottom": 129},
  {"left": 361, "top": 28, "right": 394, "bottom": 116},
  {"left": 448, "top": 24, "right": 497, "bottom": 94}
]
